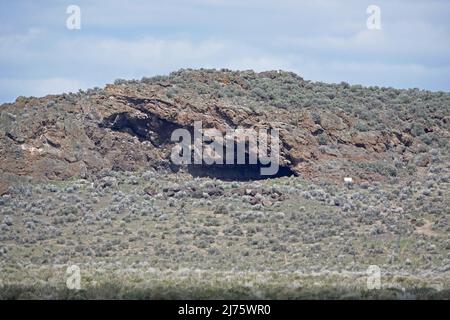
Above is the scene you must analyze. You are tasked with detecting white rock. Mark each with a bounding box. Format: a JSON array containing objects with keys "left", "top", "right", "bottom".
[{"left": 344, "top": 177, "right": 353, "bottom": 184}]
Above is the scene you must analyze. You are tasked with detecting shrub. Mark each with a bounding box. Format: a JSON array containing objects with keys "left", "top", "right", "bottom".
[
  {"left": 410, "top": 123, "right": 425, "bottom": 137},
  {"left": 354, "top": 121, "right": 369, "bottom": 132}
]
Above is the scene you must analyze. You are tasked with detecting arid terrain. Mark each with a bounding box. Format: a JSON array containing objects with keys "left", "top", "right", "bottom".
[{"left": 0, "top": 69, "right": 449, "bottom": 299}]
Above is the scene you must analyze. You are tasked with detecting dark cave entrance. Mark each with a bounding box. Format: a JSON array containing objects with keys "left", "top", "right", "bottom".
[
  {"left": 171, "top": 133, "right": 297, "bottom": 181},
  {"left": 100, "top": 112, "right": 181, "bottom": 146},
  {"left": 185, "top": 162, "right": 296, "bottom": 181},
  {"left": 101, "top": 111, "right": 297, "bottom": 181}
]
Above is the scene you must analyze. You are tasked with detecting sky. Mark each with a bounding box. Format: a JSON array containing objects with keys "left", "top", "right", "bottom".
[{"left": 1, "top": 0, "right": 450, "bottom": 103}]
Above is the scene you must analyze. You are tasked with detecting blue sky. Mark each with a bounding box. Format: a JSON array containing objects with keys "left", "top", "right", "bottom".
[{"left": 1, "top": 0, "right": 450, "bottom": 103}]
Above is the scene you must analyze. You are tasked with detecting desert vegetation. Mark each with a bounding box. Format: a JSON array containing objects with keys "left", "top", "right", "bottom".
[{"left": 0, "top": 69, "right": 449, "bottom": 299}]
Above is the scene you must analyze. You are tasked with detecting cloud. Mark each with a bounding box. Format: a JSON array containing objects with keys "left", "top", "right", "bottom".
[{"left": 1, "top": 0, "right": 450, "bottom": 102}]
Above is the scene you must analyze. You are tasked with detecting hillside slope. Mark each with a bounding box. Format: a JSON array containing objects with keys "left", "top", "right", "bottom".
[
  {"left": 1, "top": 69, "right": 449, "bottom": 183},
  {"left": 0, "top": 69, "right": 449, "bottom": 299}
]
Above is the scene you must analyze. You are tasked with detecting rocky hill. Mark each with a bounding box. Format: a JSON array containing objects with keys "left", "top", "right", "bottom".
[
  {"left": 0, "top": 69, "right": 449, "bottom": 299},
  {"left": 1, "top": 69, "right": 449, "bottom": 184}
]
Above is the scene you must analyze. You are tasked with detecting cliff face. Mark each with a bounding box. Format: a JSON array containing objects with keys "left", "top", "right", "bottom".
[{"left": 1, "top": 69, "right": 449, "bottom": 183}]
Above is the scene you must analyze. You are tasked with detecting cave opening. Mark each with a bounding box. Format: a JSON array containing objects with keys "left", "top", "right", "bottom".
[
  {"left": 100, "top": 112, "right": 182, "bottom": 146},
  {"left": 101, "top": 112, "right": 297, "bottom": 181},
  {"left": 171, "top": 132, "right": 297, "bottom": 181},
  {"left": 185, "top": 162, "right": 296, "bottom": 181}
]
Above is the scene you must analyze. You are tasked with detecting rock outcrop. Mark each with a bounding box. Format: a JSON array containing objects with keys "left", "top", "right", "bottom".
[{"left": 1, "top": 69, "right": 449, "bottom": 182}]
